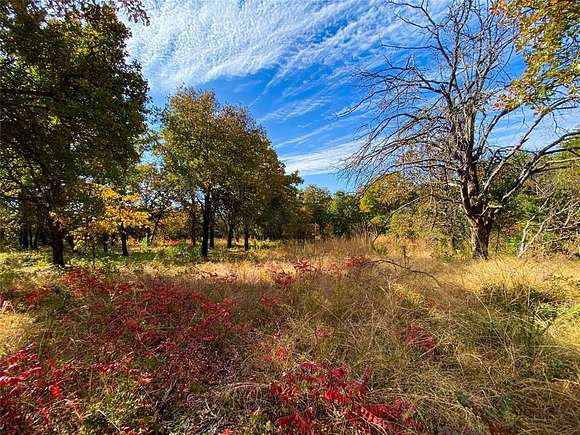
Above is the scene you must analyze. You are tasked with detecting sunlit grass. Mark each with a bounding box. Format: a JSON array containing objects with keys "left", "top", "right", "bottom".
[{"left": 1, "top": 237, "right": 578, "bottom": 433}]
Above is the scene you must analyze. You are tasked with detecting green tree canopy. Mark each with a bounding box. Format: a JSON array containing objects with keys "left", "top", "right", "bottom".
[{"left": 0, "top": 0, "right": 148, "bottom": 265}]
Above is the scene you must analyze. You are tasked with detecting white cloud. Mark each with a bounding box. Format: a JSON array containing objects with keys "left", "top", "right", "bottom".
[
  {"left": 259, "top": 94, "right": 330, "bottom": 123},
  {"left": 280, "top": 140, "right": 361, "bottom": 175},
  {"left": 275, "top": 123, "right": 336, "bottom": 148},
  {"left": 126, "top": 0, "right": 396, "bottom": 90}
]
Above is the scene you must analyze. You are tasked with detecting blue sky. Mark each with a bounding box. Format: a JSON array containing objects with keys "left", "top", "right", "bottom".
[
  {"left": 125, "top": 0, "right": 578, "bottom": 193},
  {"left": 125, "top": 0, "right": 407, "bottom": 192}
]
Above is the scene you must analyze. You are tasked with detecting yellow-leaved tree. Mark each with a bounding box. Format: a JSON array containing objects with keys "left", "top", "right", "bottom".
[
  {"left": 496, "top": 0, "right": 580, "bottom": 106},
  {"left": 73, "top": 184, "right": 149, "bottom": 260}
]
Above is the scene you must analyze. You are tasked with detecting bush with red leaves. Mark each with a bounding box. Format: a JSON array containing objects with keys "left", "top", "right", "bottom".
[
  {"left": 403, "top": 324, "right": 437, "bottom": 354},
  {"left": 293, "top": 258, "right": 317, "bottom": 274},
  {"left": 24, "top": 287, "right": 51, "bottom": 306},
  {"left": 268, "top": 361, "right": 425, "bottom": 433},
  {"left": 270, "top": 270, "right": 296, "bottom": 289},
  {"left": 344, "top": 255, "right": 370, "bottom": 270},
  {"left": 1, "top": 268, "right": 244, "bottom": 433},
  {"left": 0, "top": 346, "right": 77, "bottom": 433}
]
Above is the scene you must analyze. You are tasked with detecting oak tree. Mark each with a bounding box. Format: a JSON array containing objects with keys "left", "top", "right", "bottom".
[{"left": 0, "top": 1, "right": 148, "bottom": 265}]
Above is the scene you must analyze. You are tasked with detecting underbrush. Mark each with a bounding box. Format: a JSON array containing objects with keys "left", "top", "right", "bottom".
[{"left": 0, "top": 239, "right": 579, "bottom": 433}]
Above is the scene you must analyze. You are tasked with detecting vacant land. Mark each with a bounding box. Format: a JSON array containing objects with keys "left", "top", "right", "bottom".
[{"left": 1, "top": 238, "right": 579, "bottom": 434}]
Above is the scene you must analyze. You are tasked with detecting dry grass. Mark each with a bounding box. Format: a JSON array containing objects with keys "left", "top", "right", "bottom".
[{"left": 0, "top": 238, "right": 578, "bottom": 434}]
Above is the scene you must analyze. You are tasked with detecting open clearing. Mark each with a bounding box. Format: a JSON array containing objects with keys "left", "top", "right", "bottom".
[{"left": 1, "top": 238, "right": 579, "bottom": 434}]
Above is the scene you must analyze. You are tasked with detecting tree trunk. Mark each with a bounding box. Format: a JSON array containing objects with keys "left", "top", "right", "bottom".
[
  {"left": 20, "top": 225, "right": 30, "bottom": 250},
  {"left": 102, "top": 235, "right": 109, "bottom": 254},
  {"left": 201, "top": 192, "right": 211, "bottom": 258},
  {"left": 145, "top": 227, "right": 151, "bottom": 246},
  {"left": 227, "top": 223, "right": 234, "bottom": 249},
  {"left": 150, "top": 217, "right": 162, "bottom": 246},
  {"left": 243, "top": 224, "right": 249, "bottom": 251},
  {"left": 32, "top": 227, "right": 40, "bottom": 250},
  {"left": 209, "top": 214, "right": 215, "bottom": 248},
  {"left": 470, "top": 218, "right": 492, "bottom": 259},
  {"left": 49, "top": 221, "right": 65, "bottom": 267},
  {"left": 120, "top": 223, "right": 129, "bottom": 257},
  {"left": 190, "top": 205, "right": 197, "bottom": 246},
  {"left": 27, "top": 224, "right": 32, "bottom": 249},
  {"left": 66, "top": 235, "right": 75, "bottom": 253}
]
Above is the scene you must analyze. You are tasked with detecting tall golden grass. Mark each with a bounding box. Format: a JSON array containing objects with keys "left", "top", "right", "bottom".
[{"left": 0, "top": 237, "right": 578, "bottom": 433}]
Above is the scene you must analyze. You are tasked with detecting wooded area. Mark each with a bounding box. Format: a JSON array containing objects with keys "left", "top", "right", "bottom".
[
  {"left": 1, "top": 0, "right": 578, "bottom": 266},
  {"left": 0, "top": 0, "right": 579, "bottom": 433}
]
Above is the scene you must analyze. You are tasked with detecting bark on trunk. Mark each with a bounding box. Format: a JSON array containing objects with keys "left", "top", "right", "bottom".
[
  {"left": 50, "top": 222, "right": 65, "bottom": 267},
  {"left": 471, "top": 219, "right": 492, "bottom": 259},
  {"left": 201, "top": 192, "right": 211, "bottom": 258},
  {"left": 66, "top": 235, "right": 75, "bottom": 253},
  {"left": 145, "top": 227, "right": 151, "bottom": 246},
  {"left": 190, "top": 206, "right": 197, "bottom": 246},
  {"left": 227, "top": 223, "right": 234, "bottom": 249},
  {"left": 243, "top": 224, "right": 249, "bottom": 251},
  {"left": 209, "top": 215, "right": 215, "bottom": 249},
  {"left": 20, "top": 225, "right": 30, "bottom": 250},
  {"left": 32, "top": 227, "right": 40, "bottom": 250},
  {"left": 120, "top": 224, "right": 129, "bottom": 257},
  {"left": 150, "top": 218, "right": 161, "bottom": 246},
  {"left": 102, "top": 235, "right": 109, "bottom": 254}
]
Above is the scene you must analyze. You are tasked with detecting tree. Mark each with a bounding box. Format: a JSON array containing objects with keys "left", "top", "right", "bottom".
[
  {"left": 302, "top": 185, "right": 332, "bottom": 235},
  {"left": 43, "top": 0, "right": 148, "bottom": 24},
  {"left": 160, "top": 89, "right": 230, "bottom": 258},
  {"left": 359, "top": 173, "right": 418, "bottom": 233},
  {"left": 0, "top": 1, "right": 148, "bottom": 265},
  {"left": 259, "top": 171, "right": 303, "bottom": 240},
  {"left": 283, "top": 206, "right": 313, "bottom": 241},
  {"left": 73, "top": 183, "right": 149, "bottom": 260},
  {"left": 496, "top": 0, "right": 580, "bottom": 106},
  {"left": 327, "top": 192, "right": 365, "bottom": 237},
  {"left": 135, "top": 163, "right": 176, "bottom": 246},
  {"left": 514, "top": 140, "right": 580, "bottom": 256},
  {"left": 347, "top": 0, "right": 579, "bottom": 259},
  {"left": 160, "top": 91, "right": 291, "bottom": 254},
  {"left": 217, "top": 105, "right": 272, "bottom": 250}
]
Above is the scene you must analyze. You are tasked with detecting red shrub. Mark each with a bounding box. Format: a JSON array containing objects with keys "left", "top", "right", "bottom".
[
  {"left": 403, "top": 324, "right": 437, "bottom": 354},
  {"left": 259, "top": 295, "right": 282, "bottom": 310},
  {"left": 344, "top": 255, "right": 369, "bottom": 270},
  {"left": 51, "top": 270, "right": 241, "bottom": 421},
  {"left": 293, "top": 258, "right": 317, "bottom": 274},
  {"left": 0, "top": 346, "right": 77, "bottom": 433},
  {"left": 24, "top": 287, "right": 51, "bottom": 306},
  {"left": 268, "top": 361, "right": 425, "bottom": 433},
  {"left": 271, "top": 270, "right": 296, "bottom": 289}
]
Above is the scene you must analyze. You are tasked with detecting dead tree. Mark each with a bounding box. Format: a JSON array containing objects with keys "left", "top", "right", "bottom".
[{"left": 347, "top": 0, "right": 579, "bottom": 258}]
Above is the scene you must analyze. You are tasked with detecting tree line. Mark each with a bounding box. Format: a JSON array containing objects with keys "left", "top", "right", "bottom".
[{"left": 1, "top": 0, "right": 578, "bottom": 264}]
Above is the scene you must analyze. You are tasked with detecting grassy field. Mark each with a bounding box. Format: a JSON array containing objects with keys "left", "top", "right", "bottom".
[{"left": 0, "top": 238, "right": 579, "bottom": 434}]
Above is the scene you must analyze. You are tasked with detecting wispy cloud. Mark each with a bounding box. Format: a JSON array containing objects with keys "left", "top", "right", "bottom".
[
  {"left": 127, "top": 0, "right": 398, "bottom": 90},
  {"left": 281, "top": 140, "right": 361, "bottom": 176},
  {"left": 275, "top": 123, "right": 336, "bottom": 148},
  {"left": 259, "top": 94, "right": 331, "bottom": 123}
]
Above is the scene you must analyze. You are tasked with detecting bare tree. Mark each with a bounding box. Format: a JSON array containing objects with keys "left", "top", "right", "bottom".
[
  {"left": 517, "top": 165, "right": 580, "bottom": 257},
  {"left": 347, "top": 0, "right": 580, "bottom": 258}
]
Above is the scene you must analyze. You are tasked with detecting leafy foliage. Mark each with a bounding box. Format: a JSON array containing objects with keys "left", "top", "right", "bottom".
[{"left": 496, "top": 0, "right": 580, "bottom": 105}]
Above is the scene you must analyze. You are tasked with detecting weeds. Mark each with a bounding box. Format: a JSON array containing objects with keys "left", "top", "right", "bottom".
[{"left": 0, "top": 239, "right": 578, "bottom": 433}]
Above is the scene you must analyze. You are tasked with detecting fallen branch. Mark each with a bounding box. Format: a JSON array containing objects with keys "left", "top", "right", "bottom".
[{"left": 360, "top": 259, "right": 441, "bottom": 287}]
